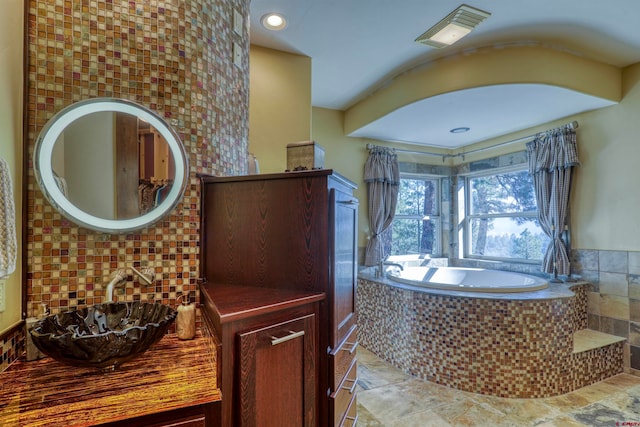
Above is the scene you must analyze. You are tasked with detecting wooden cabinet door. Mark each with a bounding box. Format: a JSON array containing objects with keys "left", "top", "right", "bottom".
[
  {"left": 329, "top": 189, "right": 358, "bottom": 349},
  {"left": 237, "top": 314, "right": 317, "bottom": 427},
  {"left": 98, "top": 404, "right": 219, "bottom": 427}
]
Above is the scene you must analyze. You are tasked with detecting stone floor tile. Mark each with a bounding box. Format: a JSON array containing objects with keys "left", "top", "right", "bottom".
[
  {"left": 535, "top": 415, "right": 592, "bottom": 426},
  {"left": 356, "top": 345, "right": 640, "bottom": 426},
  {"left": 390, "top": 409, "right": 454, "bottom": 427},
  {"left": 602, "top": 373, "right": 640, "bottom": 390},
  {"left": 354, "top": 403, "right": 384, "bottom": 426},
  {"left": 470, "top": 395, "right": 562, "bottom": 424},
  {"left": 569, "top": 402, "right": 631, "bottom": 427},
  {"left": 357, "top": 361, "right": 411, "bottom": 390},
  {"left": 572, "top": 381, "right": 625, "bottom": 404},
  {"left": 433, "top": 400, "right": 512, "bottom": 427},
  {"left": 540, "top": 392, "right": 592, "bottom": 412}
]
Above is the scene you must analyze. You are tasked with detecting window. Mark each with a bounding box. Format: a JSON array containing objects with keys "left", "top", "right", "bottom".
[
  {"left": 462, "top": 166, "right": 549, "bottom": 262},
  {"left": 384, "top": 174, "right": 441, "bottom": 256}
]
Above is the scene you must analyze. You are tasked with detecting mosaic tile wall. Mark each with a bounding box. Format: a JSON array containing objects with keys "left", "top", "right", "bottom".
[
  {"left": 357, "top": 278, "right": 623, "bottom": 398},
  {"left": 449, "top": 150, "right": 638, "bottom": 372},
  {"left": 1, "top": 326, "right": 24, "bottom": 373},
  {"left": 570, "top": 249, "right": 640, "bottom": 372},
  {"left": 24, "top": 0, "right": 249, "bottom": 317}
]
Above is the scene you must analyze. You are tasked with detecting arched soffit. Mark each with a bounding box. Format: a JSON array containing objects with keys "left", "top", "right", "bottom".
[{"left": 344, "top": 44, "right": 622, "bottom": 136}]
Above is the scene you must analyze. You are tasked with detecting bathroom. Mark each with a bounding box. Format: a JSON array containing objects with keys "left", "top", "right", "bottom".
[{"left": 2, "top": 0, "right": 640, "bottom": 425}]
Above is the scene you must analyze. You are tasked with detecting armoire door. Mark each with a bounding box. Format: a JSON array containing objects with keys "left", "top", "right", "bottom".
[{"left": 329, "top": 188, "right": 358, "bottom": 349}]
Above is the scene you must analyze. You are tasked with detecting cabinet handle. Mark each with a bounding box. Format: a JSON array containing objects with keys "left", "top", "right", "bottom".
[
  {"left": 271, "top": 330, "right": 305, "bottom": 346},
  {"left": 338, "top": 200, "right": 357, "bottom": 205},
  {"left": 341, "top": 340, "right": 359, "bottom": 354},
  {"left": 342, "top": 376, "right": 358, "bottom": 394}
]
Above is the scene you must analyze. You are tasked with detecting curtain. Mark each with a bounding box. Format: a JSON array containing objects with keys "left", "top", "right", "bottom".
[
  {"left": 363, "top": 146, "right": 400, "bottom": 266},
  {"left": 526, "top": 126, "right": 579, "bottom": 276}
]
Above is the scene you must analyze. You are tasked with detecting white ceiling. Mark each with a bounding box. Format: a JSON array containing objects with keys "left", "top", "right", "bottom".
[{"left": 249, "top": 0, "right": 640, "bottom": 148}]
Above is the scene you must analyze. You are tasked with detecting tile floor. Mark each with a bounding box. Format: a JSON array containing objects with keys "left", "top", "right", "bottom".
[{"left": 357, "top": 347, "right": 640, "bottom": 426}]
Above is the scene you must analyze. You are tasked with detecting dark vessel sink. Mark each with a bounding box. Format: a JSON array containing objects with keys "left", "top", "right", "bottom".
[{"left": 29, "top": 302, "right": 177, "bottom": 369}]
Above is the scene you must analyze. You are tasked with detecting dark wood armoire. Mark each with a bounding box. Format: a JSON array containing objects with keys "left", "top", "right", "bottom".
[{"left": 199, "top": 169, "right": 359, "bottom": 426}]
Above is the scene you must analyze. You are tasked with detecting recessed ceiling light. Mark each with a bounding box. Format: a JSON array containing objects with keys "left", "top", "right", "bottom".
[
  {"left": 415, "top": 4, "right": 491, "bottom": 48},
  {"left": 450, "top": 127, "right": 470, "bottom": 133},
  {"left": 261, "top": 13, "right": 287, "bottom": 31}
]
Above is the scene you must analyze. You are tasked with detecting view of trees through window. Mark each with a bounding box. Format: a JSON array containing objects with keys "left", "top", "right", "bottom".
[
  {"left": 381, "top": 167, "right": 548, "bottom": 262},
  {"left": 467, "top": 169, "right": 549, "bottom": 261},
  {"left": 383, "top": 177, "right": 440, "bottom": 256}
]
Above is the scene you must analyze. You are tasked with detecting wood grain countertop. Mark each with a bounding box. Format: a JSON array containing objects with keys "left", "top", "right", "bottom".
[
  {"left": 0, "top": 333, "right": 220, "bottom": 427},
  {"left": 199, "top": 283, "right": 326, "bottom": 325}
]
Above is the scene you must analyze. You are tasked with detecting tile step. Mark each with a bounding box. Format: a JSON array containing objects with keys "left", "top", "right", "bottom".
[{"left": 573, "top": 329, "right": 626, "bottom": 353}]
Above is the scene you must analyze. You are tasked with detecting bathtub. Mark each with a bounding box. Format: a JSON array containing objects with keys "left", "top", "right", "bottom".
[
  {"left": 387, "top": 266, "right": 548, "bottom": 293},
  {"left": 356, "top": 274, "right": 620, "bottom": 398}
]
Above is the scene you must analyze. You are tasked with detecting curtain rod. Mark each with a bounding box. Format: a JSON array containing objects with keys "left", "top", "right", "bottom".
[{"left": 366, "top": 120, "right": 579, "bottom": 160}]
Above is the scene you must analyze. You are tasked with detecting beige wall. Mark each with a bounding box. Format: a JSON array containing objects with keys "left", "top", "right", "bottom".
[
  {"left": 312, "top": 107, "right": 450, "bottom": 253},
  {"left": 444, "top": 62, "right": 640, "bottom": 252},
  {"left": 311, "top": 108, "right": 368, "bottom": 249},
  {"left": 312, "top": 62, "right": 640, "bottom": 254},
  {"left": 249, "top": 45, "right": 312, "bottom": 173},
  {"left": 250, "top": 43, "right": 640, "bottom": 255},
  {"left": 0, "top": 0, "right": 23, "bottom": 335},
  {"left": 572, "top": 62, "right": 640, "bottom": 250}
]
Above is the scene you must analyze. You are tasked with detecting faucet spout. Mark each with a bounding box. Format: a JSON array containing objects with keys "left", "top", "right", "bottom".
[
  {"left": 131, "top": 266, "right": 154, "bottom": 286},
  {"left": 104, "top": 269, "right": 127, "bottom": 303},
  {"left": 376, "top": 257, "right": 404, "bottom": 277}
]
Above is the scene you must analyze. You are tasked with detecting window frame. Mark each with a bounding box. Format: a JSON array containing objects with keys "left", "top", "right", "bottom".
[
  {"left": 389, "top": 172, "right": 443, "bottom": 257},
  {"left": 461, "top": 164, "right": 544, "bottom": 264}
]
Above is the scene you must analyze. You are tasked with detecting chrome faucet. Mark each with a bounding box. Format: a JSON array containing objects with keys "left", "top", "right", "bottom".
[
  {"left": 377, "top": 257, "right": 404, "bottom": 277},
  {"left": 131, "top": 266, "right": 155, "bottom": 286},
  {"left": 104, "top": 269, "right": 127, "bottom": 303}
]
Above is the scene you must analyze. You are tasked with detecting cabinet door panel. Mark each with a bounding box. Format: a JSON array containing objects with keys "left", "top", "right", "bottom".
[
  {"left": 238, "top": 314, "right": 317, "bottom": 427},
  {"left": 201, "top": 177, "right": 328, "bottom": 290},
  {"left": 330, "top": 189, "right": 358, "bottom": 348}
]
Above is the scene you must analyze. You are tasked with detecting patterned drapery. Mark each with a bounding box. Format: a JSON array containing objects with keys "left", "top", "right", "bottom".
[
  {"left": 363, "top": 146, "right": 399, "bottom": 266},
  {"left": 526, "top": 126, "right": 579, "bottom": 276}
]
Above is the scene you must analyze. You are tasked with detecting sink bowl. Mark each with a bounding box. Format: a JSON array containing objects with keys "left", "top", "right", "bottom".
[{"left": 29, "top": 302, "right": 177, "bottom": 369}]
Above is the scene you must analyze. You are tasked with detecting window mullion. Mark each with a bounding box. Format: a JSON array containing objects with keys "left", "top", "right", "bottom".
[{"left": 463, "top": 165, "right": 548, "bottom": 262}]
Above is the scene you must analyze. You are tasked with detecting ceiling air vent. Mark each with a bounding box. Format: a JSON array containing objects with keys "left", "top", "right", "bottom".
[{"left": 415, "top": 4, "right": 491, "bottom": 48}]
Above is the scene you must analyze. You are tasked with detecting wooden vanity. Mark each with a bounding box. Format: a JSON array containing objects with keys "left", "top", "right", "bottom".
[
  {"left": 0, "top": 169, "right": 358, "bottom": 427},
  {"left": 199, "top": 169, "right": 359, "bottom": 426},
  {"left": 200, "top": 284, "right": 324, "bottom": 426},
  {"left": 0, "top": 334, "right": 221, "bottom": 426}
]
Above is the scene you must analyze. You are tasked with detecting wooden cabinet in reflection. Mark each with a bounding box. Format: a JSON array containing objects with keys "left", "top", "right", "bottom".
[{"left": 114, "top": 114, "right": 176, "bottom": 217}]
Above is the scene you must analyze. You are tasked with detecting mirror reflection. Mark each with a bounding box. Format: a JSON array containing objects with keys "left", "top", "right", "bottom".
[
  {"left": 34, "top": 98, "right": 189, "bottom": 233},
  {"left": 51, "top": 111, "right": 176, "bottom": 220}
]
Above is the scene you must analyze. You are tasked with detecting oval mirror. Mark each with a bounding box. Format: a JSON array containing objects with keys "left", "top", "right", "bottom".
[{"left": 34, "top": 98, "right": 189, "bottom": 233}]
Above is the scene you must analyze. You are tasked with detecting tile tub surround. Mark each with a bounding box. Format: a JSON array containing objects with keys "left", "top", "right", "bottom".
[
  {"left": 24, "top": 1, "right": 249, "bottom": 323},
  {"left": 357, "top": 275, "right": 623, "bottom": 398},
  {"left": 570, "top": 249, "right": 640, "bottom": 373},
  {"left": 451, "top": 249, "right": 640, "bottom": 372}
]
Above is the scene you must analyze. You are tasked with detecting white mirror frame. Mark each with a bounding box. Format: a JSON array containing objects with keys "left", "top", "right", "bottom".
[{"left": 34, "top": 98, "right": 189, "bottom": 233}]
